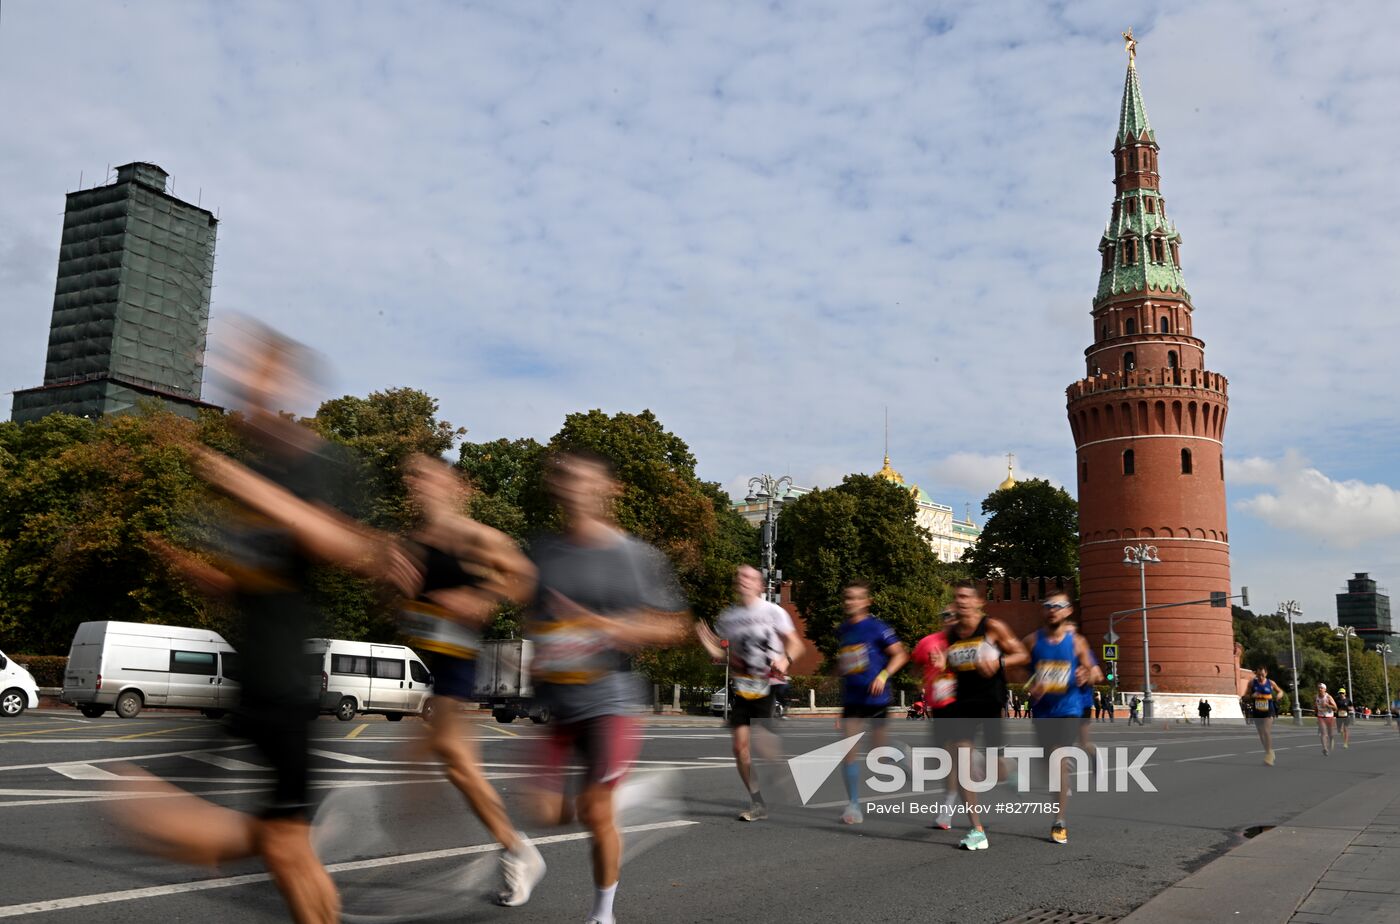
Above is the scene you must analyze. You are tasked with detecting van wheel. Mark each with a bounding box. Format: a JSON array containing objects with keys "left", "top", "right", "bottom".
[
  {"left": 115, "top": 691, "right": 143, "bottom": 719},
  {"left": 79, "top": 705, "right": 107, "bottom": 718},
  {"left": 1, "top": 689, "right": 26, "bottom": 718},
  {"left": 385, "top": 713, "right": 404, "bottom": 722},
  {"left": 419, "top": 701, "right": 436, "bottom": 721},
  {"left": 201, "top": 709, "right": 226, "bottom": 720},
  {"left": 335, "top": 698, "right": 357, "bottom": 722},
  {"left": 529, "top": 706, "right": 551, "bottom": 725},
  {"left": 493, "top": 709, "right": 515, "bottom": 724}
]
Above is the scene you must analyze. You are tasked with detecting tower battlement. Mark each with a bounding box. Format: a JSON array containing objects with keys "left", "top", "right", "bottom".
[{"left": 1066, "top": 368, "right": 1228, "bottom": 402}]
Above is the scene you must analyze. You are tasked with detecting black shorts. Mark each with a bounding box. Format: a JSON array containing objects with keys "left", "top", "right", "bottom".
[
  {"left": 841, "top": 703, "right": 889, "bottom": 720},
  {"left": 422, "top": 651, "right": 477, "bottom": 701},
  {"left": 1080, "top": 706, "right": 1093, "bottom": 727},
  {"left": 230, "top": 708, "right": 312, "bottom": 818},
  {"left": 728, "top": 693, "right": 775, "bottom": 727},
  {"left": 941, "top": 704, "right": 1005, "bottom": 750},
  {"left": 928, "top": 705, "right": 960, "bottom": 747}
]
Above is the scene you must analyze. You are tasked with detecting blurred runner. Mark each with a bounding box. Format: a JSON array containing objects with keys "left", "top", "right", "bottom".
[
  {"left": 525, "top": 449, "right": 690, "bottom": 924},
  {"left": 943, "top": 580, "right": 1029, "bottom": 851},
  {"left": 834, "top": 581, "right": 908, "bottom": 825},
  {"left": 1242, "top": 666, "right": 1281, "bottom": 765},
  {"left": 398, "top": 454, "right": 545, "bottom": 905},
  {"left": 125, "top": 326, "right": 417, "bottom": 924},
  {"left": 696, "top": 564, "right": 803, "bottom": 821},
  {"left": 1023, "top": 593, "right": 1101, "bottom": 845},
  {"left": 1335, "top": 687, "right": 1353, "bottom": 748},
  {"left": 1314, "top": 682, "right": 1337, "bottom": 755},
  {"left": 911, "top": 607, "right": 959, "bottom": 829}
]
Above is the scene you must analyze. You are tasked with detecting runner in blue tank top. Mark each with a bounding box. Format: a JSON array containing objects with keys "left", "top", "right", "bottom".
[
  {"left": 1242, "top": 666, "right": 1280, "bottom": 765},
  {"left": 1022, "top": 592, "right": 1101, "bottom": 845},
  {"left": 834, "top": 581, "right": 907, "bottom": 826}
]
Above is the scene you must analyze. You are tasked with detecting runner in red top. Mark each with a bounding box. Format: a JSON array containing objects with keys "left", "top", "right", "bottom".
[{"left": 911, "top": 608, "right": 959, "bottom": 828}]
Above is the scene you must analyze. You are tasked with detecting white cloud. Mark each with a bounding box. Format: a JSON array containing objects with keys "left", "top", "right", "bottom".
[{"left": 1230, "top": 454, "right": 1400, "bottom": 547}]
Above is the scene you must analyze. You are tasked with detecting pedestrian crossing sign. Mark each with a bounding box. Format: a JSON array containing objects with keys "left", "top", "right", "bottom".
[{"left": 1103, "top": 644, "right": 1118, "bottom": 661}]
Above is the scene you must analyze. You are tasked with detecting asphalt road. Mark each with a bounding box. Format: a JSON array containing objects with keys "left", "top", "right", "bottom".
[{"left": 0, "top": 709, "right": 1396, "bottom": 923}]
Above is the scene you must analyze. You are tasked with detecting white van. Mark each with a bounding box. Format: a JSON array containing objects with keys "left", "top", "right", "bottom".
[
  {"left": 0, "top": 650, "right": 41, "bottom": 717},
  {"left": 304, "top": 639, "right": 433, "bottom": 722},
  {"left": 61, "top": 621, "right": 240, "bottom": 719}
]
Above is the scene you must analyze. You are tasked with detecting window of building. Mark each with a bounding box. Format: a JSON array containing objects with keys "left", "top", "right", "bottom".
[
  {"left": 1170, "top": 241, "right": 1180, "bottom": 266},
  {"left": 1102, "top": 248, "right": 1113, "bottom": 273},
  {"left": 1168, "top": 350, "right": 1178, "bottom": 369},
  {"left": 1160, "top": 316, "right": 1170, "bottom": 333},
  {"left": 1181, "top": 448, "right": 1193, "bottom": 474},
  {"left": 1146, "top": 197, "right": 1155, "bottom": 213},
  {"left": 1124, "top": 351, "right": 1135, "bottom": 373},
  {"left": 1125, "top": 317, "right": 1137, "bottom": 335},
  {"left": 1126, "top": 198, "right": 1137, "bottom": 215},
  {"left": 1101, "top": 325, "right": 1108, "bottom": 341},
  {"left": 1220, "top": 456, "right": 1225, "bottom": 479},
  {"left": 1123, "top": 449, "right": 1136, "bottom": 475}
]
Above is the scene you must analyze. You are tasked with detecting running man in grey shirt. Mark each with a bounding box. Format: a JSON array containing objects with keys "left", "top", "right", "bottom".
[{"left": 526, "top": 449, "right": 689, "bottom": 924}]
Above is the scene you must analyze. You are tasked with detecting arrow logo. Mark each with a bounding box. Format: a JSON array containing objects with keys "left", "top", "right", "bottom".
[{"left": 786, "top": 733, "right": 864, "bottom": 804}]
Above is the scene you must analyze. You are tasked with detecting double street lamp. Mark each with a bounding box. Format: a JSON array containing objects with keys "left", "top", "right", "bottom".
[
  {"left": 1122, "top": 544, "right": 1160, "bottom": 721},
  {"left": 745, "top": 474, "right": 794, "bottom": 603},
  {"left": 1379, "top": 644, "right": 1394, "bottom": 727},
  {"left": 1334, "top": 626, "right": 1357, "bottom": 710},
  {"left": 1279, "top": 601, "right": 1303, "bottom": 724}
]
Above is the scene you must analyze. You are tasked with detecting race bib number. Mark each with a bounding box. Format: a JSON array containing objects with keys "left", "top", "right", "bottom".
[
  {"left": 530, "top": 623, "right": 609, "bottom": 684},
  {"left": 733, "top": 675, "right": 771, "bottom": 700},
  {"left": 946, "top": 639, "right": 982, "bottom": 672},
  {"left": 399, "top": 603, "right": 479, "bottom": 659},
  {"left": 838, "top": 644, "right": 870, "bottom": 676},
  {"left": 1252, "top": 694, "right": 1273, "bottom": 714},
  {"left": 1034, "top": 660, "right": 1072, "bottom": 694},
  {"left": 932, "top": 675, "right": 956, "bottom": 704}
]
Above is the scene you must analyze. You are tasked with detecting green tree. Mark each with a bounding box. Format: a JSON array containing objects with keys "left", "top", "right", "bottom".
[
  {"left": 962, "top": 478, "right": 1078, "bottom": 581},
  {"left": 775, "top": 474, "right": 947, "bottom": 656},
  {"left": 312, "top": 387, "right": 463, "bottom": 529},
  {"left": 456, "top": 437, "right": 547, "bottom": 543}
]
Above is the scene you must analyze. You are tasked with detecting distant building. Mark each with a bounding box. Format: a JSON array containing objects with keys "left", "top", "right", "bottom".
[
  {"left": 731, "top": 456, "right": 981, "bottom": 564},
  {"left": 1337, "top": 573, "right": 1397, "bottom": 666},
  {"left": 11, "top": 162, "right": 219, "bottom": 422}
]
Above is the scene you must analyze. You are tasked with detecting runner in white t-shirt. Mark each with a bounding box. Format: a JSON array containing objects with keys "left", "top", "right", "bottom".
[{"left": 697, "top": 565, "right": 803, "bottom": 821}]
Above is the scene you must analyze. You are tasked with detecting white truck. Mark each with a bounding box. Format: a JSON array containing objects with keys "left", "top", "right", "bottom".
[
  {"left": 473, "top": 638, "right": 549, "bottom": 724},
  {"left": 61, "top": 621, "right": 240, "bottom": 718}
]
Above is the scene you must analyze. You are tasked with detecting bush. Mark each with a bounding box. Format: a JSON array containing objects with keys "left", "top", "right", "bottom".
[{"left": 13, "top": 654, "right": 67, "bottom": 687}]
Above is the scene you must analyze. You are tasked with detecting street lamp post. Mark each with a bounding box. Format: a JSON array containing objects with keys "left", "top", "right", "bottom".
[
  {"left": 746, "top": 474, "right": 793, "bottom": 603},
  {"left": 1280, "top": 601, "right": 1303, "bottom": 725},
  {"left": 1122, "top": 544, "right": 1160, "bottom": 721},
  {"left": 1334, "top": 626, "right": 1356, "bottom": 709},
  {"left": 1378, "top": 644, "right": 1394, "bottom": 727}
]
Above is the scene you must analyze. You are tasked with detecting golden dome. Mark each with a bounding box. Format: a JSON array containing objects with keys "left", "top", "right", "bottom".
[
  {"left": 998, "top": 460, "right": 1017, "bottom": 491},
  {"left": 876, "top": 454, "right": 905, "bottom": 484}
]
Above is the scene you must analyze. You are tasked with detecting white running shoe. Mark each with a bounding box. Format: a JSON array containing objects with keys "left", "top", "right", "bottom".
[{"left": 497, "top": 839, "right": 546, "bottom": 907}]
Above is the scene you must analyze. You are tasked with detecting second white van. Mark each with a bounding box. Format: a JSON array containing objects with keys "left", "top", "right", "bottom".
[{"left": 304, "top": 639, "right": 434, "bottom": 721}]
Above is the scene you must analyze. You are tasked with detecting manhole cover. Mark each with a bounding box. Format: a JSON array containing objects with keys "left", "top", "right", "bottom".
[{"left": 1001, "top": 911, "right": 1121, "bottom": 924}]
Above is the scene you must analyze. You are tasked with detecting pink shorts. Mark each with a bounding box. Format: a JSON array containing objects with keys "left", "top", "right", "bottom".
[{"left": 536, "top": 715, "right": 641, "bottom": 791}]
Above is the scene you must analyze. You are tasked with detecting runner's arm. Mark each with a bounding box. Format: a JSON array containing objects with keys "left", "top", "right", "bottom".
[
  {"left": 869, "top": 641, "right": 908, "bottom": 697},
  {"left": 778, "top": 630, "right": 804, "bottom": 675},
  {"left": 147, "top": 535, "right": 236, "bottom": 598},
  {"left": 989, "top": 619, "right": 1031, "bottom": 672},
  {"left": 1073, "top": 633, "right": 1104, "bottom": 685}
]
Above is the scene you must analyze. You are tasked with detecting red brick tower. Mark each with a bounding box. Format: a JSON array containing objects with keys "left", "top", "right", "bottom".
[{"left": 1067, "top": 49, "right": 1236, "bottom": 714}]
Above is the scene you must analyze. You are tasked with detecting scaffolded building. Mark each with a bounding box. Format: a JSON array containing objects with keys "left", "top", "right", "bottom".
[{"left": 11, "top": 162, "right": 219, "bottom": 422}]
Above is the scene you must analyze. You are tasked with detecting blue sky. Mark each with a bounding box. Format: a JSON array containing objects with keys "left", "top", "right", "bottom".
[{"left": 2, "top": 1, "right": 1397, "bottom": 624}]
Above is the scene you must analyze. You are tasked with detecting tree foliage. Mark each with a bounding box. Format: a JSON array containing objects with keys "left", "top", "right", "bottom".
[
  {"left": 962, "top": 478, "right": 1078, "bottom": 581},
  {"left": 775, "top": 474, "right": 950, "bottom": 657},
  {"left": 1234, "top": 606, "right": 1400, "bottom": 711}
]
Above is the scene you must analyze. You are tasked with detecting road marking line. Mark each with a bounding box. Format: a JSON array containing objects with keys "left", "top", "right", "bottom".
[
  {"left": 0, "top": 819, "right": 700, "bottom": 917},
  {"left": 186, "top": 753, "right": 270, "bottom": 771},
  {"left": 1176, "top": 753, "right": 1239, "bottom": 762},
  {"left": 106, "top": 724, "right": 206, "bottom": 742},
  {"left": 51, "top": 763, "right": 125, "bottom": 780},
  {"left": 0, "top": 725, "right": 92, "bottom": 739},
  {"left": 308, "top": 747, "right": 385, "bottom": 765},
  {"left": 345, "top": 723, "right": 369, "bottom": 739},
  {"left": 0, "top": 744, "right": 249, "bottom": 773},
  {"left": 481, "top": 723, "right": 520, "bottom": 737}
]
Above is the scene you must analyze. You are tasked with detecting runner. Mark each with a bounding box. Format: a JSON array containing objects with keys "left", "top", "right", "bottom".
[
  {"left": 943, "top": 580, "right": 1030, "bottom": 851},
  {"left": 696, "top": 564, "right": 803, "bottom": 821},
  {"left": 525, "top": 449, "right": 690, "bottom": 924},
  {"left": 1023, "top": 593, "right": 1101, "bottom": 845},
  {"left": 834, "top": 581, "right": 908, "bottom": 825},
  {"left": 1242, "top": 666, "right": 1281, "bottom": 765},
  {"left": 397, "top": 454, "right": 546, "bottom": 905},
  {"left": 1335, "top": 687, "right": 1353, "bottom": 749},
  {"left": 1314, "top": 682, "right": 1337, "bottom": 756},
  {"left": 910, "top": 607, "right": 959, "bottom": 829},
  {"left": 117, "top": 327, "right": 418, "bottom": 924}
]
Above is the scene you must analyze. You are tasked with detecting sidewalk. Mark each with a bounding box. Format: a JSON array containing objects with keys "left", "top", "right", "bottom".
[{"left": 1124, "top": 769, "right": 1400, "bottom": 923}]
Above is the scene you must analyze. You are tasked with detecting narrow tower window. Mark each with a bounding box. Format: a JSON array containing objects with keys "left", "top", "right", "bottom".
[
  {"left": 1168, "top": 350, "right": 1178, "bottom": 369},
  {"left": 1123, "top": 449, "right": 1136, "bottom": 475},
  {"left": 1123, "top": 351, "right": 1135, "bottom": 373},
  {"left": 1146, "top": 197, "right": 1156, "bottom": 214},
  {"left": 1181, "top": 448, "right": 1193, "bottom": 474},
  {"left": 1101, "top": 325, "right": 1108, "bottom": 341},
  {"left": 1159, "top": 316, "right": 1169, "bottom": 333},
  {"left": 1125, "top": 317, "right": 1137, "bottom": 335}
]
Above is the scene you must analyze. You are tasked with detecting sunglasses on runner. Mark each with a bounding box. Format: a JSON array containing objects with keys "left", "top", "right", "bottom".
[{"left": 1043, "top": 601, "right": 1071, "bottom": 610}]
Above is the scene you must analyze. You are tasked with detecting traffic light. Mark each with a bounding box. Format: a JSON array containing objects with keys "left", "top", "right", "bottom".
[{"left": 1105, "top": 661, "right": 1116, "bottom": 683}]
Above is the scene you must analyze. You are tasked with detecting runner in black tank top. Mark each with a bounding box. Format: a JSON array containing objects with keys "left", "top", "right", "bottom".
[{"left": 942, "top": 581, "right": 1030, "bottom": 852}]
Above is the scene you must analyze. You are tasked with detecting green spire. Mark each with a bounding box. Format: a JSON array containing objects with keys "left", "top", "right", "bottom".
[{"left": 1117, "top": 61, "right": 1154, "bottom": 147}]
